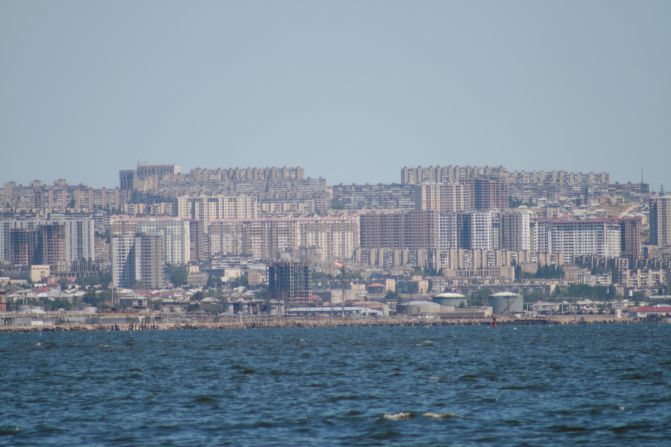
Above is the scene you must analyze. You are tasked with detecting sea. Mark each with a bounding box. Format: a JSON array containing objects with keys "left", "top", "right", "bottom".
[{"left": 1, "top": 324, "right": 670, "bottom": 446}]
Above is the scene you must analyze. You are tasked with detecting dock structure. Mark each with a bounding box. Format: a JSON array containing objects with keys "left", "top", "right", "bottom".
[{"left": 0, "top": 313, "right": 633, "bottom": 332}]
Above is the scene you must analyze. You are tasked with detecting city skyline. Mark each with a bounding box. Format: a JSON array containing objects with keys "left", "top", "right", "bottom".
[{"left": 2, "top": 1, "right": 670, "bottom": 189}]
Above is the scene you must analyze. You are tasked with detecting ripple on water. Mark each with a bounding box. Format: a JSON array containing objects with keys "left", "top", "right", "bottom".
[{"left": 0, "top": 325, "right": 669, "bottom": 446}]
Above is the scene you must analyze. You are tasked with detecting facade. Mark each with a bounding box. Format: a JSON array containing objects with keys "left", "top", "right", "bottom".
[
  {"left": 35, "top": 224, "right": 66, "bottom": 267},
  {"left": 63, "top": 218, "right": 96, "bottom": 264},
  {"left": 176, "top": 195, "right": 257, "bottom": 226},
  {"left": 470, "top": 178, "right": 508, "bottom": 210},
  {"left": 360, "top": 211, "right": 439, "bottom": 250},
  {"left": 415, "top": 183, "right": 472, "bottom": 213},
  {"left": 9, "top": 228, "right": 35, "bottom": 266},
  {"left": 401, "top": 165, "right": 507, "bottom": 184},
  {"left": 112, "top": 234, "right": 164, "bottom": 289},
  {"left": 499, "top": 211, "right": 531, "bottom": 251},
  {"left": 332, "top": 184, "right": 416, "bottom": 210},
  {"left": 112, "top": 235, "right": 135, "bottom": 289},
  {"left": 209, "top": 216, "right": 359, "bottom": 261},
  {"left": 620, "top": 217, "right": 642, "bottom": 258},
  {"left": 535, "top": 219, "right": 622, "bottom": 263},
  {"left": 457, "top": 211, "right": 494, "bottom": 250},
  {"left": 110, "top": 217, "right": 190, "bottom": 265},
  {"left": 134, "top": 234, "right": 164, "bottom": 289},
  {"left": 268, "top": 261, "right": 311, "bottom": 306},
  {"left": 649, "top": 196, "right": 671, "bottom": 247},
  {"left": 0, "top": 217, "right": 95, "bottom": 266}
]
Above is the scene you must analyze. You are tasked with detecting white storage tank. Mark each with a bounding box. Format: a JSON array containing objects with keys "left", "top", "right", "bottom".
[
  {"left": 488, "top": 292, "right": 523, "bottom": 314},
  {"left": 432, "top": 292, "right": 468, "bottom": 308},
  {"left": 398, "top": 300, "right": 443, "bottom": 315}
]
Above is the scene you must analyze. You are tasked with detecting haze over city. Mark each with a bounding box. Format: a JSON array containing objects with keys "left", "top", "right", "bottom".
[
  {"left": 2, "top": 2, "right": 671, "bottom": 446},
  {"left": 1, "top": 0, "right": 670, "bottom": 188}
]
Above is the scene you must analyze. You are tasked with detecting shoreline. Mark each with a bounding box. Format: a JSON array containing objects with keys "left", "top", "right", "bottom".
[{"left": 0, "top": 314, "right": 647, "bottom": 333}]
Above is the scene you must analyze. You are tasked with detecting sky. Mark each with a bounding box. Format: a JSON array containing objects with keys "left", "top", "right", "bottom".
[{"left": 1, "top": 0, "right": 670, "bottom": 189}]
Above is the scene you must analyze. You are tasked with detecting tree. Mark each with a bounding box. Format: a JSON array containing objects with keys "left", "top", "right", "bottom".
[{"left": 168, "top": 266, "right": 188, "bottom": 287}]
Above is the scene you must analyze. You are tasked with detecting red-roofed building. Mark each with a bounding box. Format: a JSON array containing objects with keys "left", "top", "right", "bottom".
[{"left": 628, "top": 306, "right": 671, "bottom": 318}]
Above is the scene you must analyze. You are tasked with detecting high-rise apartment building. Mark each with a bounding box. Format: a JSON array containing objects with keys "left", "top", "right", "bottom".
[
  {"left": 35, "top": 224, "right": 66, "bottom": 267},
  {"left": 208, "top": 216, "right": 359, "bottom": 261},
  {"left": 438, "top": 213, "right": 459, "bottom": 250},
  {"left": 110, "top": 217, "right": 190, "bottom": 264},
  {"left": 499, "top": 211, "right": 531, "bottom": 251},
  {"left": 649, "top": 195, "right": 671, "bottom": 247},
  {"left": 458, "top": 211, "right": 494, "bottom": 250},
  {"left": 176, "top": 195, "right": 258, "bottom": 227},
  {"left": 415, "top": 183, "right": 472, "bottom": 213},
  {"left": 112, "top": 235, "right": 135, "bottom": 289},
  {"left": 360, "top": 211, "right": 439, "bottom": 250},
  {"left": 1, "top": 217, "right": 95, "bottom": 266},
  {"left": 134, "top": 234, "right": 164, "bottom": 289},
  {"left": 112, "top": 234, "right": 164, "bottom": 289},
  {"left": 9, "top": 228, "right": 35, "bottom": 266},
  {"left": 536, "top": 219, "right": 622, "bottom": 263},
  {"left": 401, "top": 165, "right": 507, "bottom": 184},
  {"left": 269, "top": 261, "right": 311, "bottom": 307},
  {"left": 63, "top": 218, "right": 96, "bottom": 264},
  {"left": 470, "top": 178, "right": 508, "bottom": 210},
  {"left": 620, "top": 217, "right": 642, "bottom": 258}
]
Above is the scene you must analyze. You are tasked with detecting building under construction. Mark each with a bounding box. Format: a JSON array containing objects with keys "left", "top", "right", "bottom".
[{"left": 269, "top": 261, "right": 311, "bottom": 308}]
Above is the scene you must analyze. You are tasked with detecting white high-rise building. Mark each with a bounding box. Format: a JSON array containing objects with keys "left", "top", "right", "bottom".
[
  {"left": 134, "top": 234, "right": 164, "bottom": 289},
  {"left": 499, "top": 211, "right": 531, "bottom": 251},
  {"left": 176, "top": 195, "right": 257, "bottom": 228},
  {"left": 438, "top": 213, "right": 458, "bottom": 250},
  {"left": 63, "top": 218, "right": 96, "bottom": 264},
  {"left": 462, "top": 211, "right": 493, "bottom": 250},
  {"left": 110, "top": 217, "right": 190, "bottom": 265},
  {"left": 112, "top": 233, "right": 164, "bottom": 289},
  {"left": 536, "top": 219, "right": 622, "bottom": 263},
  {"left": 112, "top": 235, "right": 135, "bottom": 289},
  {"left": 208, "top": 216, "right": 359, "bottom": 261}
]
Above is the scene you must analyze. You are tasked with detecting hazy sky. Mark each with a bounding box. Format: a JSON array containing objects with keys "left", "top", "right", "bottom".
[{"left": 1, "top": 0, "right": 670, "bottom": 189}]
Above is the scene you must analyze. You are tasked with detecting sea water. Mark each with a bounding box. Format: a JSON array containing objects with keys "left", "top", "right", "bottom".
[{"left": 1, "top": 324, "right": 670, "bottom": 446}]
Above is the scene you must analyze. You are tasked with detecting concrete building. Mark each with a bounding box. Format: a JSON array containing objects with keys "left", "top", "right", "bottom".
[
  {"left": 269, "top": 261, "right": 311, "bottom": 307},
  {"left": 63, "top": 218, "right": 96, "bottom": 264},
  {"left": 470, "top": 178, "right": 508, "bottom": 210},
  {"left": 650, "top": 195, "right": 671, "bottom": 248},
  {"left": 458, "top": 211, "right": 493, "bottom": 250},
  {"left": 35, "top": 224, "right": 66, "bottom": 268},
  {"left": 112, "top": 235, "right": 136, "bottom": 289},
  {"left": 360, "top": 211, "right": 439, "bottom": 250},
  {"left": 1, "top": 217, "right": 95, "bottom": 266},
  {"left": 332, "top": 184, "right": 416, "bottom": 210},
  {"left": 415, "top": 183, "right": 472, "bottom": 213},
  {"left": 110, "top": 217, "right": 190, "bottom": 265},
  {"left": 209, "top": 216, "right": 359, "bottom": 261},
  {"left": 401, "top": 165, "right": 507, "bottom": 185},
  {"left": 134, "top": 234, "right": 164, "bottom": 289},
  {"left": 620, "top": 217, "right": 642, "bottom": 258},
  {"left": 536, "top": 219, "right": 622, "bottom": 263},
  {"left": 176, "top": 195, "right": 258, "bottom": 227},
  {"left": 9, "top": 228, "right": 35, "bottom": 266},
  {"left": 112, "top": 233, "right": 164, "bottom": 289},
  {"left": 30, "top": 265, "right": 50, "bottom": 283},
  {"left": 499, "top": 211, "right": 531, "bottom": 252}
]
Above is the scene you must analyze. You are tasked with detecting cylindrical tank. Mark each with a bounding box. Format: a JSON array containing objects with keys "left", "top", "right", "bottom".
[
  {"left": 432, "top": 292, "right": 467, "bottom": 308},
  {"left": 399, "top": 300, "right": 442, "bottom": 315},
  {"left": 488, "top": 292, "right": 523, "bottom": 314}
]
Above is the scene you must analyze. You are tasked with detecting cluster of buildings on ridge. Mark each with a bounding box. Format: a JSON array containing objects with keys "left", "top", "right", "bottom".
[{"left": 1, "top": 163, "right": 670, "bottom": 317}]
